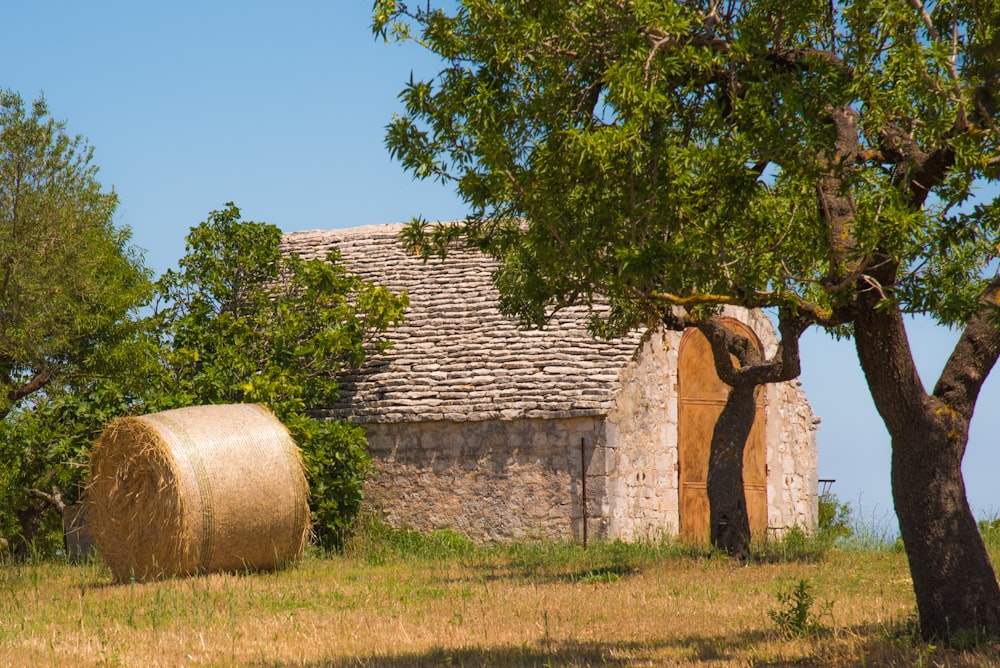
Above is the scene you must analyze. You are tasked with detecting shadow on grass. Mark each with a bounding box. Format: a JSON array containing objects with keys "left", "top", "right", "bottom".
[
  {"left": 251, "top": 623, "right": 1000, "bottom": 667},
  {"left": 497, "top": 563, "right": 642, "bottom": 585},
  {"left": 251, "top": 630, "right": 828, "bottom": 668},
  {"left": 835, "top": 620, "right": 1000, "bottom": 667}
]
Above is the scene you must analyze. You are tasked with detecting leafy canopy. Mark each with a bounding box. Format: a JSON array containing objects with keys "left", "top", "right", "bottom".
[
  {"left": 375, "top": 0, "right": 1000, "bottom": 334},
  {"left": 1, "top": 202, "right": 408, "bottom": 554},
  {"left": 375, "top": 0, "right": 1000, "bottom": 641},
  {"left": 0, "top": 90, "right": 153, "bottom": 418}
]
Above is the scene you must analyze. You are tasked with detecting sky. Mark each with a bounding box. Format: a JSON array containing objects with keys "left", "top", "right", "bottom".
[{"left": 6, "top": 2, "right": 999, "bottom": 531}]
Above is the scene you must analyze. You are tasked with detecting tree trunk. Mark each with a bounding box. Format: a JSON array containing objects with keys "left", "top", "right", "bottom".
[
  {"left": 692, "top": 312, "right": 808, "bottom": 559},
  {"left": 890, "top": 412, "right": 1000, "bottom": 639},
  {"left": 706, "top": 381, "right": 757, "bottom": 559},
  {"left": 14, "top": 501, "right": 45, "bottom": 561},
  {"left": 854, "top": 297, "right": 1000, "bottom": 640},
  {"left": 11, "top": 487, "right": 65, "bottom": 561}
]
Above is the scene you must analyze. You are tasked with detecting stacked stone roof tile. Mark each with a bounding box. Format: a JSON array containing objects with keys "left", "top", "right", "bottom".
[{"left": 281, "top": 224, "right": 644, "bottom": 423}]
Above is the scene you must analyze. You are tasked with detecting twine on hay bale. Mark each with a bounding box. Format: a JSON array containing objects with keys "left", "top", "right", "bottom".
[{"left": 87, "top": 404, "right": 310, "bottom": 582}]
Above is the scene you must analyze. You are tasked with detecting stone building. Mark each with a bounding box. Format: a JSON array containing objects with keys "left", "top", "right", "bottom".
[{"left": 282, "top": 225, "right": 820, "bottom": 543}]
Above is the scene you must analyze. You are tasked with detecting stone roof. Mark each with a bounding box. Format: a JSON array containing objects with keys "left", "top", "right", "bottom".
[{"left": 281, "top": 224, "right": 645, "bottom": 423}]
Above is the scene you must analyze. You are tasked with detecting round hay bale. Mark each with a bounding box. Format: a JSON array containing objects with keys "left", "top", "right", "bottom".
[{"left": 87, "top": 404, "right": 310, "bottom": 582}]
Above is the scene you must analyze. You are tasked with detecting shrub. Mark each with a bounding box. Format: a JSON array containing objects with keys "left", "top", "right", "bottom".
[{"left": 818, "top": 492, "right": 854, "bottom": 544}]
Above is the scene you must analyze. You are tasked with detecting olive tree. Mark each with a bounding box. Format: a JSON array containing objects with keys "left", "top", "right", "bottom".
[{"left": 375, "top": 0, "right": 1000, "bottom": 640}]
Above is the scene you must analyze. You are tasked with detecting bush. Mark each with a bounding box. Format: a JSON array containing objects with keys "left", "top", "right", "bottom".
[
  {"left": 818, "top": 492, "right": 854, "bottom": 544},
  {"left": 0, "top": 383, "right": 142, "bottom": 559},
  {"left": 291, "top": 417, "right": 372, "bottom": 548}
]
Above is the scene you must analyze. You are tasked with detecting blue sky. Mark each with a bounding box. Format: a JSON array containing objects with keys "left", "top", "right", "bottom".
[{"left": 6, "top": 2, "right": 999, "bottom": 528}]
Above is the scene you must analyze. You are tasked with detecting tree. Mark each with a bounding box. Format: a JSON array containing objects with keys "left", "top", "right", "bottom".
[
  {"left": 375, "top": 0, "right": 1000, "bottom": 640},
  {"left": 154, "top": 203, "right": 408, "bottom": 546},
  {"left": 0, "top": 91, "right": 152, "bottom": 419},
  {"left": 0, "top": 91, "right": 154, "bottom": 555}
]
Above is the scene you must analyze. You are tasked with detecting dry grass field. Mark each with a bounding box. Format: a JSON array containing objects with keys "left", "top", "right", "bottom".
[{"left": 2, "top": 532, "right": 999, "bottom": 667}]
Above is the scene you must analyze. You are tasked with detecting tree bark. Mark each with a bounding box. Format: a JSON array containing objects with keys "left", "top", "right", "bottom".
[
  {"left": 0, "top": 366, "right": 57, "bottom": 421},
  {"left": 854, "top": 289, "right": 1000, "bottom": 640},
  {"left": 706, "top": 380, "right": 757, "bottom": 559},
  {"left": 890, "top": 412, "right": 1000, "bottom": 639}
]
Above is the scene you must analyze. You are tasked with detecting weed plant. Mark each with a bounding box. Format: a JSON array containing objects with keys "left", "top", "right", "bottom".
[
  {"left": 811, "top": 493, "right": 900, "bottom": 552},
  {"left": 768, "top": 579, "right": 828, "bottom": 638},
  {"left": 818, "top": 493, "right": 853, "bottom": 541}
]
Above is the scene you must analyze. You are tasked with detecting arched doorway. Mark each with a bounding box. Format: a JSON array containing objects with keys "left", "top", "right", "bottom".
[{"left": 677, "top": 319, "right": 767, "bottom": 542}]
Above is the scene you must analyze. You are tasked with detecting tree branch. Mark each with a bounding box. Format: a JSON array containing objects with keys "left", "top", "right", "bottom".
[
  {"left": 25, "top": 485, "right": 65, "bottom": 514},
  {"left": 695, "top": 317, "right": 761, "bottom": 387},
  {"left": 644, "top": 28, "right": 731, "bottom": 58},
  {"left": 7, "top": 367, "right": 57, "bottom": 405},
  {"left": 853, "top": 258, "right": 929, "bottom": 433},
  {"left": 934, "top": 277, "right": 1000, "bottom": 422},
  {"left": 662, "top": 304, "right": 813, "bottom": 389},
  {"left": 815, "top": 104, "right": 867, "bottom": 296},
  {"left": 739, "top": 308, "right": 812, "bottom": 386},
  {"left": 643, "top": 28, "right": 850, "bottom": 77},
  {"left": 908, "top": 0, "right": 939, "bottom": 41},
  {"left": 764, "top": 47, "right": 850, "bottom": 73}
]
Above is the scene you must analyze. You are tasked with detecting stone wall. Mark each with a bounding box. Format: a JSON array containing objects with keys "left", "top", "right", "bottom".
[
  {"left": 604, "top": 328, "right": 680, "bottom": 541},
  {"left": 765, "top": 379, "right": 820, "bottom": 532},
  {"left": 362, "top": 416, "right": 602, "bottom": 541}
]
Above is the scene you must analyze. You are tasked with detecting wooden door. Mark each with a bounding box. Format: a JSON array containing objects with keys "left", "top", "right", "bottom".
[{"left": 678, "top": 319, "right": 767, "bottom": 542}]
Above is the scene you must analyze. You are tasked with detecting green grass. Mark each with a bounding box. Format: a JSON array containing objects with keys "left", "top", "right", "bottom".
[{"left": 1, "top": 527, "right": 999, "bottom": 666}]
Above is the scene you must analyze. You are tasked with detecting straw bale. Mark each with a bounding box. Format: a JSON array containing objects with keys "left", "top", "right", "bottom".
[{"left": 87, "top": 403, "right": 310, "bottom": 582}]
